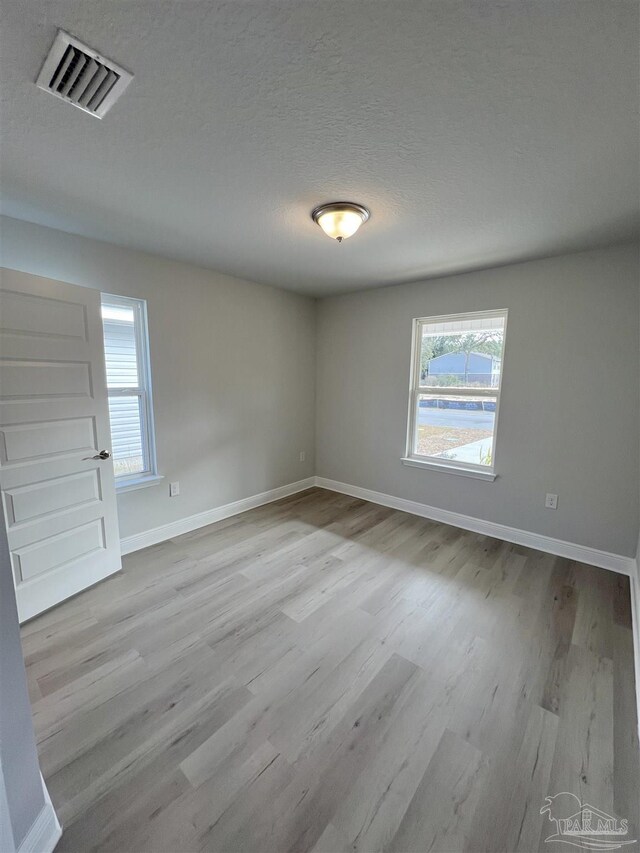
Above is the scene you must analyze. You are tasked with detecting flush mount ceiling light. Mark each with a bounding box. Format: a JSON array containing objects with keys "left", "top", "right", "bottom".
[{"left": 311, "top": 202, "right": 370, "bottom": 242}]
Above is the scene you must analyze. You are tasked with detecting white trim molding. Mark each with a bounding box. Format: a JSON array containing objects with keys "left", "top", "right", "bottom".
[
  {"left": 16, "top": 775, "right": 61, "bottom": 853},
  {"left": 401, "top": 457, "right": 497, "bottom": 481},
  {"left": 314, "top": 477, "right": 636, "bottom": 576},
  {"left": 120, "top": 477, "right": 316, "bottom": 555},
  {"left": 116, "top": 474, "right": 165, "bottom": 494},
  {"left": 121, "top": 473, "right": 636, "bottom": 577}
]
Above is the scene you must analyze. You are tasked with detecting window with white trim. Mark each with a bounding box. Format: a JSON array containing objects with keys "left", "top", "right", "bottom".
[
  {"left": 100, "top": 294, "right": 158, "bottom": 486},
  {"left": 405, "top": 310, "right": 507, "bottom": 476}
]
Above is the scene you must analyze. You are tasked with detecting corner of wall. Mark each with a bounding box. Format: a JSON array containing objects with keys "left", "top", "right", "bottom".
[{"left": 15, "top": 777, "right": 61, "bottom": 853}]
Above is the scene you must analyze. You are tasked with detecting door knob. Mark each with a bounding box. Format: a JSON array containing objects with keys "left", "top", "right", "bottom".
[{"left": 93, "top": 450, "right": 111, "bottom": 460}]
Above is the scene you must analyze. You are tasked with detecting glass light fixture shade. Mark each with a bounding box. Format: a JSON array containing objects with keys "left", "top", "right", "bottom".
[{"left": 312, "top": 202, "right": 370, "bottom": 242}]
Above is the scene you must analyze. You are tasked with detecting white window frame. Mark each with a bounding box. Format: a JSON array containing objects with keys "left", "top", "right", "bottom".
[
  {"left": 402, "top": 309, "right": 508, "bottom": 481},
  {"left": 101, "top": 293, "right": 161, "bottom": 492}
]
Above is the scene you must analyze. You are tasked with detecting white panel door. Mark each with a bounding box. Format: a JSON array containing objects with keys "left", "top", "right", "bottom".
[{"left": 0, "top": 268, "right": 121, "bottom": 622}]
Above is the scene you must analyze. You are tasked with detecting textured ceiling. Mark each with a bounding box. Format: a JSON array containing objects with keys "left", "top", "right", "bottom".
[{"left": 0, "top": 1, "right": 638, "bottom": 296}]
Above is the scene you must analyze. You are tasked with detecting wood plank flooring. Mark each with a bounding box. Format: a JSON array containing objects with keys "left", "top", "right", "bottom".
[{"left": 21, "top": 488, "right": 639, "bottom": 852}]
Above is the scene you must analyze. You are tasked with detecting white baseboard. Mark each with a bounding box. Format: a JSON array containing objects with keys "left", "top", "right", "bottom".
[
  {"left": 314, "top": 477, "right": 636, "bottom": 577},
  {"left": 17, "top": 776, "right": 61, "bottom": 853},
  {"left": 120, "top": 477, "right": 316, "bottom": 555},
  {"left": 121, "top": 473, "right": 636, "bottom": 576},
  {"left": 316, "top": 477, "right": 640, "bottom": 740},
  {"left": 117, "top": 472, "right": 639, "bottom": 739}
]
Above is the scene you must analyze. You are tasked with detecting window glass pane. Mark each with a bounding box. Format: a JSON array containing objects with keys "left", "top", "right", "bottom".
[
  {"left": 108, "top": 395, "right": 146, "bottom": 476},
  {"left": 101, "top": 304, "right": 139, "bottom": 388},
  {"left": 415, "top": 394, "right": 496, "bottom": 467},
  {"left": 420, "top": 316, "right": 504, "bottom": 389},
  {"left": 101, "top": 295, "right": 156, "bottom": 483}
]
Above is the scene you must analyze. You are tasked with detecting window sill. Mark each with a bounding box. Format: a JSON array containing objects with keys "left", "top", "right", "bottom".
[
  {"left": 116, "top": 474, "right": 164, "bottom": 494},
  {"left": 401, "top": 457, "right": 497, "bottom": 481}
]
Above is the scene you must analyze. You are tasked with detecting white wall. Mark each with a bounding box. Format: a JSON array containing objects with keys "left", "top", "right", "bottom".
[
  {"left": 0, "top": 215, "right": 316, "bottom": 540},
  {"left": 316, "top": 244, "right": 640, "bottom": 557},
  {"left": 0, "top": 507, "right": 58, "bottom": 852},
  {"left": 1, "top": 215, "right": 638, "bottom": 559}
]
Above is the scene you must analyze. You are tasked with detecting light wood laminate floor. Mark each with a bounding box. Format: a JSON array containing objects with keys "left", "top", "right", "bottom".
[{"left": 22, "top": 488, "right": 639, "bottom": 853}]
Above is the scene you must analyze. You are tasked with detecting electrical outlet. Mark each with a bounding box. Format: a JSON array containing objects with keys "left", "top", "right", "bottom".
[
  {"left": 169, "top": 481, "right": 180, "bottom": 497},
  {"left": 545, "top": 493, "right": 558, "bottom": 510},
  {"left": 299, "top": 451, "right": 306, "bottom": 462}
]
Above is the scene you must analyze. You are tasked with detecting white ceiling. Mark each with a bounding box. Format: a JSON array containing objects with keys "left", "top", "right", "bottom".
[{"left": 0, "top": 1, "right": 638, "bottom": 297}]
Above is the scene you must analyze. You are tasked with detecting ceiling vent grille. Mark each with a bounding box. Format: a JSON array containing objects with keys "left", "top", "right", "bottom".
[{"left": 36, "top": 30, "right": 133, "bottom": 118}]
